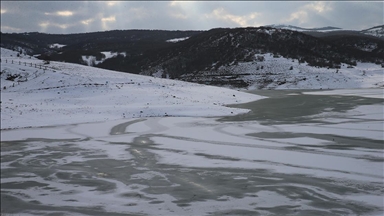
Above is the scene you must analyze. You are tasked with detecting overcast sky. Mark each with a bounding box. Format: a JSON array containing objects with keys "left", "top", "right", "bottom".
[{"left": 1, "top": 1, "right": 383, "bottom": 34}]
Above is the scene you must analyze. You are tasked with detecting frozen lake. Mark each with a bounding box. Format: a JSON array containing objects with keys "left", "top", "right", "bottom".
[{"left": 1, "top": 89, "right": 383, "bottom": 216}]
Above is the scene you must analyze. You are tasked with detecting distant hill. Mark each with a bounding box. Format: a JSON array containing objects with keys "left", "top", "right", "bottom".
[
  {"left": 265, "top": 24, "right": 342, "bottom": 32},
  {"left": 0, "top": 29, "right": 203, "bottom": 64},
  {"left": 360, "top": 25, "right": 384, "bottom": 39},
  {"left": 267, "top": 24, "right": 384, "bottom": 40},
  {"left": 128, "top": 26, "right": 382, "bottom": 87}
]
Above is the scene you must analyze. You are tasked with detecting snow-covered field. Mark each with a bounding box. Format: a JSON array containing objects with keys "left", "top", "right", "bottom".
[{"left": 0, "top": 48, "right": 264, "bottom": 129}]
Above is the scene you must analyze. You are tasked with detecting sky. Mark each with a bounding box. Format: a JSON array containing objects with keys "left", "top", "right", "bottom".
[{"left": 1, "top": 1, "right": 383, "bottom": 34}]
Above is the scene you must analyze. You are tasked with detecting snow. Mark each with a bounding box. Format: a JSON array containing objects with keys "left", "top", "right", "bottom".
[
  {"left": 207, "top": 53, "right": 384, "bottom": 90},
  {"left": 359, "top": 43, "right": 378, "bottom": 52},
  {"left": 1, "top": 48, "right": 37, "bottom": 60},
  {"left": 101, "top": 51, "right": 126, "bottom": 58},
  {"left": 81, "top": 55, "right": 103, "bottom": 66},
  {"left": 361, "top": 25, "right": 384, "bottom": 38},
  {"left": 49, "top": 43, "right": 66, "bottom": 48},
  {"left": 166, "top": 37, "right": 189, "bottom": 43},
  {"left": 82, "top": 51, "right": 126, "bottom": 66},
  {"left": 0, "top": 48, "right": 265, "bottom": 129}
]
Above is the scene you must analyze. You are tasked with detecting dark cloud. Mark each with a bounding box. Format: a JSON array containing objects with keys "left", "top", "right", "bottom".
[{"left": 1, "top": 1, "right": 382, "bottom": 34}]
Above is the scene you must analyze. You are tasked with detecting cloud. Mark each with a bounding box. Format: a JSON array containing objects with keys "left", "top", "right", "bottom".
[
  {"left": 170, "top": 12, "right": 187, "bottom": 19},
  {"left": 39, "top": 22, "right": 50, "bottom": 28},
  {"left": 81, "top": 18, "right": 94, "bottom": 25},
  {"left": 205, "top": 7, "right": 261, "bottom": 27},
  {"left": 57, "top": 11, "right": 74, "bottom": 16},
  {"left": 167, "top": 1, "right": 207, "bottom": 21},
  {"left": 167, "top": 1, "right": 189, "bottom": 20},
  {"left": 106, "top": 1, "right": 119, "bottom": 7},
  {"left": 1, "top": 25, "right": 21, "bottom": 32},
  {"left": 320, "top": 2, "right": 383, "bottom": 30},
  {"left": 169, "top": 1, "right": 184, "bottom": 7},
  {"left": 101, "top": 16, "right": 116, "bottom": 22},
  {"left": 307, "top": 1, "right": 333, "bottom": 13},
  {"left": 0, "top": 1, "right": 381, "bottom": 33},
  {"left": 129, "top": 7, "right": 150, "bottom": 20},
  {"left": 45, "top": 10, "right": 74, "bottom": 17},
  {"left": 38, "top": 21, "right": 74, "bottom": 30},
  {"left": 56, "top": 24, "right": 71, "bottom": 29},
  {"left": 284, "top": 11, "right": 308, "bottom": 24},
  {"left": 282, "top": 2, "right": 333, "bottom": 25},
  {"left": 101, "top": 16, "right": 116, "bottom": 30}
]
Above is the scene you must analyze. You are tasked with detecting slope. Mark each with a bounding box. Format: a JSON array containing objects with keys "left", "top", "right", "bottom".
[
  {"left": 134, "top": 27, "right": 383, "bottom": 88},
  {"left": 0, "top": 48, "right": 264, "bottom": 129},
  {"left": 360, "top": 25, "right": 384, "bottom": 39}
]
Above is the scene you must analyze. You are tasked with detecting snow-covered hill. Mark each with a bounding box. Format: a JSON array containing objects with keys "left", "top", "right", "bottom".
[
  {"left": 0, "top": 48, "right": 264, "bottom": 129},
  {"left": 1, "top": 47, "right": 382, "bottom": 130},
  {"left": 266, "top": 24, "right": 384, "bottom": 38},
  {"left": 267, "top": 24, "right": 384, "bottom": 39},
  {"left": 140, "top": 27, "right": 383, "bottom": 87},
  {"left": 361, "top": 25, "right": 384, "bottom": 39},
  {"left": 180, "top": 53, "right": 384, "bottom": 90}
]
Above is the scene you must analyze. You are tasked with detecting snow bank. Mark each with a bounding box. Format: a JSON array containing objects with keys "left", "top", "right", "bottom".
[
  {"left": 82, "top": 51, "right": 126, "bottom": 66},
  {"left": 49, "top": 43, "right": 66, "bottom": 48},
  {"left": 166, "top": 37, "right": 189, "bottom": 43},
  {"left": 0, "top": 47, "right": 36, "bottom": 60},
  {"left": 0, "top": 48, "right": 265, "bottom": 129}
]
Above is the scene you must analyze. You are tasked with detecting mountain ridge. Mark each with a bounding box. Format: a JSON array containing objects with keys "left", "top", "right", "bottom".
[{"left": 265, "top": 24, "right": 342, "bottom": 32}]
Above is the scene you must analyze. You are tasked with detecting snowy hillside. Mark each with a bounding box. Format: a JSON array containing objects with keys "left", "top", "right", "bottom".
[
  {"left": 140, "top": 27, "right": 382, "bottom": 87},
  {"left": 180, "top": 53, "right": 384, "bottom": 90},
  {"left": 361, "top": 25, "right": 384, "bottom": 39},
  {"left": 0, "top": 48, "right": 264, "bottom": 129}
]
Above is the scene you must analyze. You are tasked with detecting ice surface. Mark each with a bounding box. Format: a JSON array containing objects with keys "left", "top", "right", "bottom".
[
  {"left": 303, "top": 88, "right": 384, "bottom": 99},
  {"left": 2, "top": 109, "right": 383, "bottom": 215}
]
